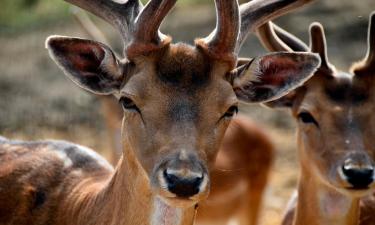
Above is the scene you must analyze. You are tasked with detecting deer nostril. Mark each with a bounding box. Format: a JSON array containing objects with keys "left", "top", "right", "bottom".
[
  {"left": 164, "top": 170, "right": 179, "bottom": 184},
  {"left": 163, "top": 169, "right": 204, "bottom": 198},
  {"left": 342, "top": 164, "right": 374, "bottom": 189}
]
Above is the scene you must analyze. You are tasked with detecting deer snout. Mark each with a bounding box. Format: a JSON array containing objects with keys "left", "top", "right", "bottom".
[
  {"left": 156, "top": 153, "right": 209, "bottom": 199},
  {"left": 163, "top": 168, "right": 205, "bottom": 198},
  {"left": 340, "top": 156, "right": 374, "bottom": 189}
]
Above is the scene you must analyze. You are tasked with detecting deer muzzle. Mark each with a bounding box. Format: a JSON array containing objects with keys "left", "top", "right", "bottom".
[
  {"left": 152, "top": 151, "right": 209, "bottom": 206},
  {"left": 339, "top": 153, "right": 375, "bottom": 190}
]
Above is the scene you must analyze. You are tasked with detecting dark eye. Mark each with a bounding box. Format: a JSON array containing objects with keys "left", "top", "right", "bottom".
[
  {"left": 119, "top": 97, "right": 140, "bottom": 113},
  {"left": 298, "top": 112, "right": 318, "bottom": 126},
  {"left": 223, "top": 105, "right": 239, "bottom": 119}
]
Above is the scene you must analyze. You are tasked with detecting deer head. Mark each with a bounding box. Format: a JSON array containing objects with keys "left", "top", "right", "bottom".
[
  {"left": 46, "top": 0, "right": 319, "bottom": 207},
  {"left": 259, "top": 12, "right": 375, "bottom": 196}
]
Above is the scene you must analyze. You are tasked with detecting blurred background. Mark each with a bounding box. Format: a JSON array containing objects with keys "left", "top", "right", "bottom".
[{"left": 1, "top": 0, "right": 375, "bottom": 224}]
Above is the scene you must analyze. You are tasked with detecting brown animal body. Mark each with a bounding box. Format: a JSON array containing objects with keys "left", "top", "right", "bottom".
[
  {"left": 258, "top": 11, "right": 375, "bottom": 225},
  {"left": 0, "top": 0, "right": 320, "bottom": 224},
  {"left": 0, "top": 139, "right": 113, "bottom": 225}
]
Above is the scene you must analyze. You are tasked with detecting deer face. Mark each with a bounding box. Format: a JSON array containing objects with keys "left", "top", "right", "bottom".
[
  {"left": 262, "top": 12, "right": 375, "bottom": 197},
  {"left": 46, "top": 0, "right": 320, "bottom": 207},
  {"left": 120, "top": 45, "right": 237, "bottom": 204},
  {"left": 290, "top": 73, "right": 375, "bottom": 196}
]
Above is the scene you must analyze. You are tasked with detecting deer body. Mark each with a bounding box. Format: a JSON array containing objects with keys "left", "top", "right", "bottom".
[
  {"left": 0, "top": 0, "right": 320, "bottom": 224},
  {"left": 0, "top": 138, "right": 196, "bottom": 225},
  {"left": 258, "top": 11, "right": 375, "bottom": 225}
]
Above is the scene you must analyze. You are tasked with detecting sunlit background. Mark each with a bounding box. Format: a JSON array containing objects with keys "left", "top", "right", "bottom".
[{"left": 1, "top": 0, "right": 375, "bottom": 224}]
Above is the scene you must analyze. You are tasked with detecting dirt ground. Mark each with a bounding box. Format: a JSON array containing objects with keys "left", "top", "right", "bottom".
[{"left": 1, "top": 1, "right": 375, "bottom": 225}]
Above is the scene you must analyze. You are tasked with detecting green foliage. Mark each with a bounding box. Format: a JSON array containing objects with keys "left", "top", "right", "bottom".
[{"left": 0, "top": 0, "right": 70, "bottom": 32}]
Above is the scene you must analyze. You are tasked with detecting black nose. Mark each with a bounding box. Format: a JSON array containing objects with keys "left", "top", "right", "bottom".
[
  {"left": 342, "top": 165, "right": 374, "bottom": 189},
  {"left": 163, "top": 169, "right": 204, "bottom": 198}
]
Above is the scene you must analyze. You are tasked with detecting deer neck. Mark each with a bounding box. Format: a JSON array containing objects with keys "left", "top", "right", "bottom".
[
  {"left": 293, "top": 164, "right": 360, "bottom": 225},
  {"left": 65, "top": 141, "right": 197, "bottom": 225}
]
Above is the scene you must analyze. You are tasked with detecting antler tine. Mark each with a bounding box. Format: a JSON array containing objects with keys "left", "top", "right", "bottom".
[
  {"left": 257, "top": 22, "right": 309, "bottom": 52},
  {"left": 125, "top": 0, "right": 177, "bottom": 58},
  {"left": 236, "top": 0, "right": 314, "bottom": 53},
  {"left": 130, "top": 0, "right": 177, "bottom": 47},
  {"left": 259, "top": 21, "right": 333, "bottom": 72},
  {"left": 354, "top": 11, "right": 375, "bottom": 74},
  {"left": 309, "top": 22, "right": 332, "bottom": 71},
  {"left": 258, "top": 22, "right": 294, "bottom": 52},
  {"left": 272, "top": 23, "right": 309, "bottom": 51},
  {"left": 198, "top": 0, "right": 240, "bottom": 62},
  {"left": 71, "top": 7, "right": 110, "bottom": 45},
  {"left": 65, "top": 0, "right": 143, "bottom": 44},
  {"left": 365, "top": 11, "right": 375, "bottom": 68}
]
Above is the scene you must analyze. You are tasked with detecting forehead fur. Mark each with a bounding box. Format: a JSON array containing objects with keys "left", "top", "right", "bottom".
[
  {"left": 156, "top": 43, "right": 212, "bottom": 89},
  {"left": 327, "top": 73, "right": 370, "bottom": 105},
  {"left": 310, "top": 72, "right": 370, "bottom": 105}
]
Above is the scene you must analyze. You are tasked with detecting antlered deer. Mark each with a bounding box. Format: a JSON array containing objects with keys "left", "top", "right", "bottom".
[
  {"left": 0, "top": 0, "right": 320, "bottom": 225},
  {"left": 258, "top": 11, "right": 375, "bottom": 225},
  {"left": 72, "top": 10, "right": 275, "bottom": 225}
]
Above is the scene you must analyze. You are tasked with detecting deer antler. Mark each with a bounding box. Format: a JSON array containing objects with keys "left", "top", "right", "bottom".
[
  {"left": 132, "top": 0, "right": 176, "bottom": 45},
  {"left": 126, "top": 0, "right": 177, "bottom": 57},
  {"left": 309, "top": 22, "right": 332, "bottom": 71},
  {"left": 257, "top": 22, "right": 309, "bottom": 52},
  {"left": 65, "top": 0, "right": 143, "bottom": 44},
  {"left": 353, "top": 11, "right": 375, "bottom": 75},
  {"left": 236, "top": 0, "right": 314, "bottom": 53},
  {"left": 365, "top": 12, "right": 375, "bottom": 69},
  {"left": 196, "top": 0, "right": 240, "bottom": 64},
  {"left": 257, "top": 22, "right": 300, "bottom": 53},
  {"left": 71, "top": 7, "right": 110, "bottom": 45},
  {"left": 66, "top": 0, "right": 176, "bottom": 58},
  {"left": 257, "top": 21, "right": 333, "bottom": 73}
]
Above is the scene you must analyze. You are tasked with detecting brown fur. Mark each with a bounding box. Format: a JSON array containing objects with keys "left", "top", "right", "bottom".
[
  {"left": 258, "top": 15, "right": 375, "bottom": 225},
  {"left": 0, "top": 139, "right": 113, "bottom": 225},
  {"left": 194, "top": 40, "right": 237, "bottom": 68},
  {"left": 281, "top": 74, "right": 375, "bottom": 225},
  {"left": 197, "top": 115, "right": 274, "bottom": 225},
  {"left": 1, "top": 1, "right": 320, "bottom": 224},
  {"left": 100, "top": 96, "right": 274, "bottom": 225},
  {"left": 1, "top": 43, "right": 235, "bottom": 225}
]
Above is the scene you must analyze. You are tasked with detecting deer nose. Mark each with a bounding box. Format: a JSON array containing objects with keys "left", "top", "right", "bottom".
[
  {"left": 163, "top": 168, "right": 205, "bottom": 198},
  {"left": 342, "top": 158, "right": 374, "bottom": 189}
]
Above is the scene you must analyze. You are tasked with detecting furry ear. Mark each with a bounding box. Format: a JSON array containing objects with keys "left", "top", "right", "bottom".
[
  {"left": 262, "top": 90, "right": 297, "bottom": 108},
  {"left": 46, "top": 36, "right": 124, "bottom": 95},
  {"left": 229, "top": 52, "right": 320, "bottom": 103}
]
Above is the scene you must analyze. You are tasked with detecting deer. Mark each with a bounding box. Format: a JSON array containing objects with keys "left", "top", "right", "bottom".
[
  {"left": 257, "top": 10, "right": 375, "bottom": 225},
  {"left": 0, "top": 0, "right": 320, "bottom": 225},
  {"left": 72, "top": 10, "right": 275, "bottom": 225}
]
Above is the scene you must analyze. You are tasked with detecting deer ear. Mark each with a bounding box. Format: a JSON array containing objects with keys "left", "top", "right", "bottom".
[
  {"left": 230, "top": 52, "right": 320, "bottom": 103},
  {"left": 46, "top": 36, "right": 124, "bottom": 95},
  {"left": 262, "top": 90, "right": 297, "bottom": 108}
]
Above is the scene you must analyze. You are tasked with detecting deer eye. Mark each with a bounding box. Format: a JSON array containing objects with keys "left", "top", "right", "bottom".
[
  {"left": 223, "top": 105, "right": 239, "bottom": 119},
  {"left": 298, "top": 112, "right": 318, "bottom": 126},
  {"left": 120, "top": 97, "right": 140, "bottom": 113}
]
